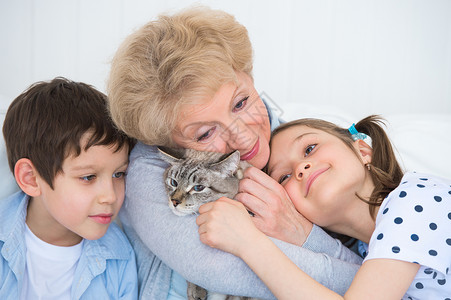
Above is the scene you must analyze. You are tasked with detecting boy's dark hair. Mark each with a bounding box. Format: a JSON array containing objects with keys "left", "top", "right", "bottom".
[{"left": 2, "top": 77, "right": 135, "bottom": 189}]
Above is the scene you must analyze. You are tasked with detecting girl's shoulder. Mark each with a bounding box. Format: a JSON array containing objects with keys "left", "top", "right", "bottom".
[
  {"left": 379, "top": 172, "right": 450, "bottom": 217},
  {"left": 384, "top": 172, "right": 451, "bottom": 207},
  {"left": 399, "top": 172, "right": 451, "bottom": 189}
]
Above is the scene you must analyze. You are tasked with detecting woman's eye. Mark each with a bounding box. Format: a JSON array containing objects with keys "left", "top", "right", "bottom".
[
  {"left": 278, "top": 174, "right": 291, "bottom": 184},
  {"left": 81, "top": 175, "right": 96, "bottom": 182},
  {"left": 197, "top": 127, "right": 215, "bottom": 142},
  {"left": 233, "top": 96, "right": 249, "bottom": 112},
  {"left": 113, "top": 172, "right": 126, "bottom": 179},
  {"left": 305, "top": 144, "right": 317, "bottom": 156},
  {"left": 170, "top": 178, "right": 178, "bottom": 187},
  {"left": 193, "top": 185, "right": 205, "bottom": 192}
]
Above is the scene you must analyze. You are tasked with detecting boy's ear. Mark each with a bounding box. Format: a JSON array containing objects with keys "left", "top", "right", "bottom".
[
  {"left": 355, "top": 139, "right": 372, "bottom": 165},
  {"left": 14, "top": 158, "right": 41, "bottom": 197}
]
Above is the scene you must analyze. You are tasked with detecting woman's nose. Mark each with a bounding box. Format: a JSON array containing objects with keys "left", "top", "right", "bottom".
[
  {"left": 224, "top": 119, "right": 253, "bottom": 151},
  {"left": 295, "top": 162, "right": 312, "bottom": 180}
]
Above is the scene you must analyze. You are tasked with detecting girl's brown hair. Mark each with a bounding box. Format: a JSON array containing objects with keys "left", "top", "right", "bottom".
[{"left": 270, "top": 115, "right": 404, "bottom": 218}]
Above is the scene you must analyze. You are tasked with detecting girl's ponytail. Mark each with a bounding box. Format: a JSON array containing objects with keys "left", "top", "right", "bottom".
[{"left": 355, "top": 115, "right": 403, "bottom": 218}]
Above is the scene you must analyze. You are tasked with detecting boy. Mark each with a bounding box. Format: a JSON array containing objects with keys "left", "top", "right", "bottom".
[{"left": 0, "top": 77, "right": 138, "bottom": 299}]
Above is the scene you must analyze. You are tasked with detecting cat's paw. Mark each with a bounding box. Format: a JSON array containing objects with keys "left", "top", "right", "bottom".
[{"left": 187, "top": 282, "right": 208, "bottom": 300}]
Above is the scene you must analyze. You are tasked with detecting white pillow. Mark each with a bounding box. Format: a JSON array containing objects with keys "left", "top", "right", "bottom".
[{"left": 383, "top": 113, "right": 451, "bottom": 179}]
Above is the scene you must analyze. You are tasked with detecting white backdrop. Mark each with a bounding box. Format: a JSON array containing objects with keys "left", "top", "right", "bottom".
[
  {"left": 0, "top": 0, "right": 450, "bottom": 198},
  {"left": 1, "top": 0, "right": 451, "bottom": 118}
]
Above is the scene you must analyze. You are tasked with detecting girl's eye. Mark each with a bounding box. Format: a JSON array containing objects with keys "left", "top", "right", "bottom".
[
  {"left": 233, "top": 96, "right": 249, "bottom": 112},
  {"left": 305, "top": 144, "right": 317, "bottom": 156},
  {"left": 81, "top": 175, "right": 96, "bottom": 182},
  {"left": 193, "top": 185, "right": 205, "bottom": 192},
  {"left": 197, "top": 127, "right": 216, "bottom": 142},
  {"left": 278, "top": 174, "right": 291, "bottom": 184},
  {"left": 170, "top": 178, "right": 178, "bottom": 187},
  {"left": 113, "top": 172, "right": 126, "bottom": 179}
]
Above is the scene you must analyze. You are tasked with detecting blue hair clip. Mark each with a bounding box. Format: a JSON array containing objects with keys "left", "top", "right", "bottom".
[{"left": 348, "top": 123, "right": 372, "bottom": 147}]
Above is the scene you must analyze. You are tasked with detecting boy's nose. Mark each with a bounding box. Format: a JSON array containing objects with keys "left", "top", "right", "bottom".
[{"left": 99, "top": 182, "right": 118, "bottom": 204}]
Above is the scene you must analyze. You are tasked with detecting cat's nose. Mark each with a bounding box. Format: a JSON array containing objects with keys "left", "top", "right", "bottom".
[{"left": 172, "top": 199, "right": 181, "bottom": 207}]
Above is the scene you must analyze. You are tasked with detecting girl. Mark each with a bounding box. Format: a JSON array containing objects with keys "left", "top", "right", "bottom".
[{"left": 197, "top": 115, "right": 451, "bottom": 299}]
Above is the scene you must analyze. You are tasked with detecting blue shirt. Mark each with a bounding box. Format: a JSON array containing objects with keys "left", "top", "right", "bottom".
[{"left": 0, "top": 192, "right": 138, "bottom": 299}]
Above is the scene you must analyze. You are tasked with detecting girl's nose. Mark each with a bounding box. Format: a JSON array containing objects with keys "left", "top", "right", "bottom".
[{"left": 295, "top": 162, "right": 312, "bottom": 180}]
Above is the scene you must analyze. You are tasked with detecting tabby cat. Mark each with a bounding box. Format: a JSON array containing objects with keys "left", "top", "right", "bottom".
[
  {"left": 159, "top": 147, "right": 259, "bottom": 300},
  {"left": 159, "top": 147, "right": 250, "bottom": 216}
]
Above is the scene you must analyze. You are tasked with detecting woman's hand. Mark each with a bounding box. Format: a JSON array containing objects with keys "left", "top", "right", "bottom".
[
  {"left": 236, "top": 166, "right": 313, "bottom": 247},
  {"left": 196, "top": 197, "right": 264, "bottom": 257}
]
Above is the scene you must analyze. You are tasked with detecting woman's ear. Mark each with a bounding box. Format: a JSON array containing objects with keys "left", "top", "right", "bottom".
[
  {"left": 14, "top": 158, "right": 41, "bottom": 197},
  {"left": 355, "top": 139, "right": 373, "bottom": 165}
]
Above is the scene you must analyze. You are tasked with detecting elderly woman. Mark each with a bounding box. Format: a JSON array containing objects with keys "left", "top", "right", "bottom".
[{"left": 108, "top": 6, "right": 362, "bottom": 299}]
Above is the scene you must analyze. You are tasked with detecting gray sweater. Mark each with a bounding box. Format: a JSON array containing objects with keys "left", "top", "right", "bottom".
[{"left": 120, "top": 143, "right": 363, "bottom": 299}]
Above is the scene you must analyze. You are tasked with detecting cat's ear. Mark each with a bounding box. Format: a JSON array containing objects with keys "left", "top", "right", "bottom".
[
  {"left": 158, "top": 146, "right": 186, "bottom": 164},
  {"left": 210, "top": 150, "right": 240, "bottom": 175}
]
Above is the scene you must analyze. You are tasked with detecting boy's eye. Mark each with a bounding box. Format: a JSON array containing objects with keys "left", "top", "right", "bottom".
[
  {"left": 113, "top": 172, "right": 126, "bottom": 179},
  {"left": 305, "top": 144, "right": 316, "bottom": 156},
  {"left": 193, "top": 185, "right": 205, "bottom": 192},
  {"left": 197, "top": 127, "right": 216, "bottom": 142},
  {"left": 81, "top": 175, "right": 96, "bottom": 182},
  {"left": 233, "top": 96, "right": 249, "bottom": 112},
  {"left": 278, "top": 174, "right": 291, "bottom": 184}
]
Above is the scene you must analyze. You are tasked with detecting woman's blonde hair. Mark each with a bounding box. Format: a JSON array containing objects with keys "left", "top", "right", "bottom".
[{"left": 107, "top": 6, "right": 253, "bottom": 146}]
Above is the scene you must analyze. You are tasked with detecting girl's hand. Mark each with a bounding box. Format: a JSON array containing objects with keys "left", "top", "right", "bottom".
[
  {"left": 196, "top": 197, "right": 264, "bottom": 257},
  {"left": 236, "top": 166, "right": 313, "bottom": 247}
]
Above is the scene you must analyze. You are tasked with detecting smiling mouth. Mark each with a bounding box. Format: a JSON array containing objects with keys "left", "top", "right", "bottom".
[
  {"left": 305, "top": 167, "right": 329, "bottom": 196},
  {"left": 240, "top": 139, "right": 260, "bottom": 161}
]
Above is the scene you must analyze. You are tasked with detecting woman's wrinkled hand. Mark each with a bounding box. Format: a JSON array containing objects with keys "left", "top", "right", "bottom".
[{"left": 236, "top": 166, "right": 313, "bottom": 247}]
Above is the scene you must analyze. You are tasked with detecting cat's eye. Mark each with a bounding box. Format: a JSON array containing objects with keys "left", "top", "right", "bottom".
[
  {"left": 193, "top": 185, "right": 205, "bottom": 192},
  {"left": 170, "top": 178, "right": 178, "bottom": 187}
]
